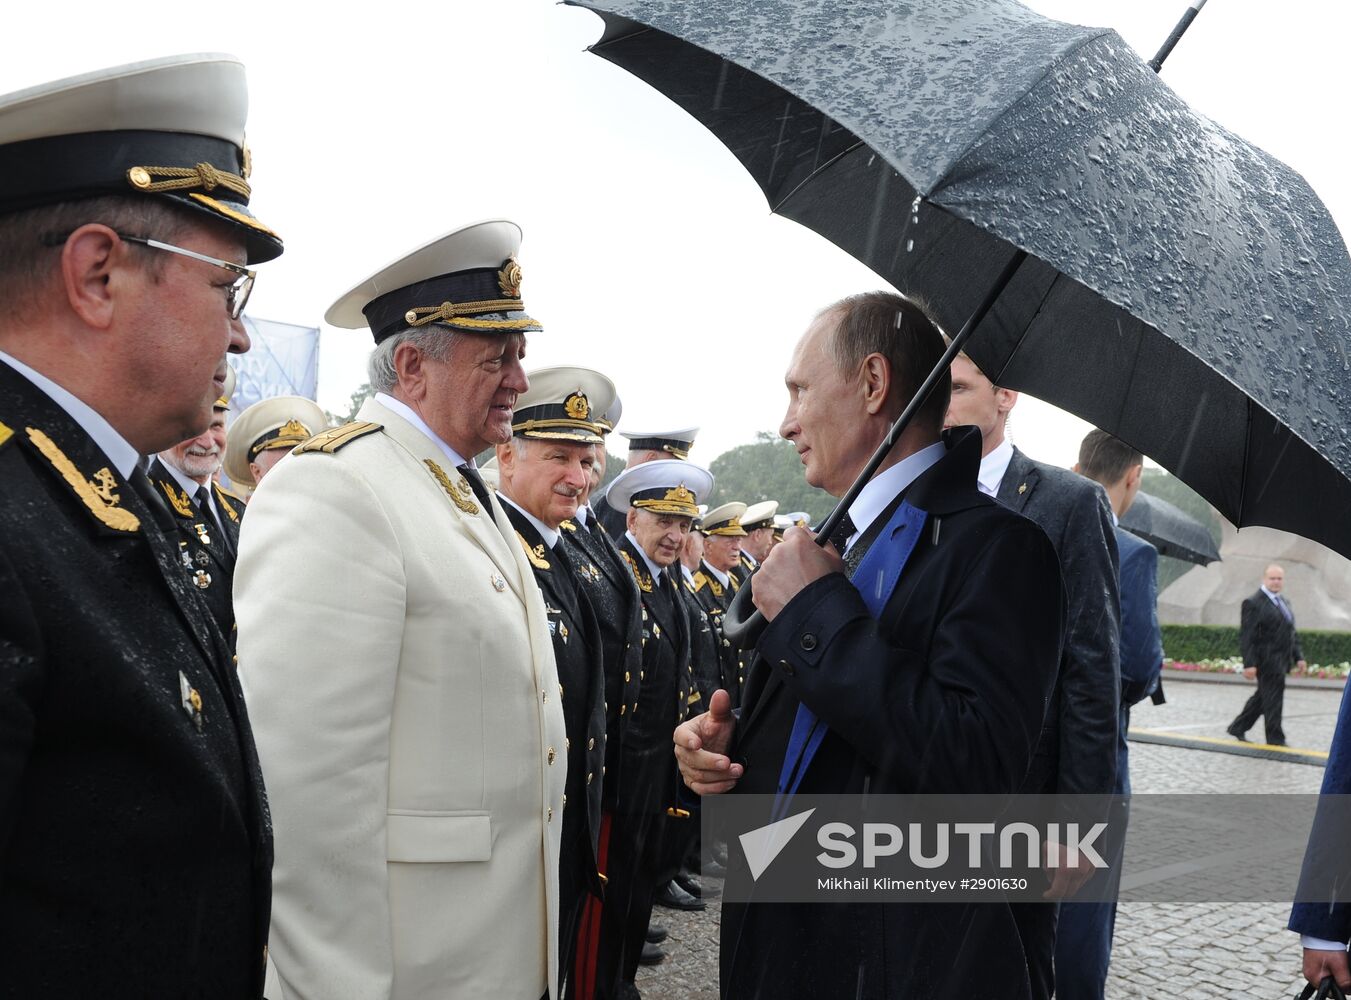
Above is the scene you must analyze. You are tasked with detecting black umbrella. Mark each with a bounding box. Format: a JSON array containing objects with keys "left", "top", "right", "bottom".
[
  {"left": 1120, "top": 490, "right": 1221, "bottom": 566},
  {"left": 567, "top": 0, "right": 1351, "bottom": 568}
]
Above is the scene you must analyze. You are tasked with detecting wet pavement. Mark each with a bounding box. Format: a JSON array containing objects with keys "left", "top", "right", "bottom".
[{"left": 637, "top": 676, "right": 1344, "bottom": 999}]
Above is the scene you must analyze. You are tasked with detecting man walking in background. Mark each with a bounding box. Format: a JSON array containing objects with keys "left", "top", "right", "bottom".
[{"left": 1228, "top": 564, "right": 1306, "bottom": 746}]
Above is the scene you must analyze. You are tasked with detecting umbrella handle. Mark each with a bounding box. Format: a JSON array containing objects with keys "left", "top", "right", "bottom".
[
  {"left": 721, "top": 248, "right": 1029, "bottom": 650},
  {"left": 1148, "top": 0, "right": 1208, "bottom": 72},
  {"left": 1297, "top": 976, "right": 1349, "bottom": 1000}
]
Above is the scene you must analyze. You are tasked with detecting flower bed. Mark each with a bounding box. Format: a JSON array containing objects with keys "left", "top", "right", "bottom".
[{"left": 1163, "top": 657, "right": 1351, "bottom": 680}]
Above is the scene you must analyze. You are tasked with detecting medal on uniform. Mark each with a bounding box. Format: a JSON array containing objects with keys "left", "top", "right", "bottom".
[
  {"left": 178, "top": 670, "right": 204, "bottom": 731},
  {"left": 194, "top": 523, "right": 212, "bottom": 546}
]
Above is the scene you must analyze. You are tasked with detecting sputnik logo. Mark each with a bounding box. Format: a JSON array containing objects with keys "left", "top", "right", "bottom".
[{"left": 739, "top": 808, "right": 816, "bottom": 881}]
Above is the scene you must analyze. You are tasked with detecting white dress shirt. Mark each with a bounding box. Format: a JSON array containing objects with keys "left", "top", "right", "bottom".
[
  {"left": 498, "top": 494, "right": 560, "bottom": 549},
  {"left": 575, "top": 504, "right": 591, "bottom": 528},
  {"left": 0, "top": 351, "right": 141, "bottom": 478},
  {"left": 976, "top": 436, "right": 1015, "bottom": 498},
  {"left": 704, "top": 562, "right": 731, "bottom": 589},
  {"left": 624, "top": 531, "right": 665, "bottom": 584},
  {"left": 375, "top": 391, "right": 473, "bottom": 471},
  {"left": 841, "top": 441, "right": 946, "bottom": 552},
  {"left": 159, "top": 457, "right": 222, "bottom": 524}
]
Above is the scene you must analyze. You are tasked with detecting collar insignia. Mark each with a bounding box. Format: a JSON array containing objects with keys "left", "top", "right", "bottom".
[{"left": 26, "top": 428, "right": 138, "bottom": 532}]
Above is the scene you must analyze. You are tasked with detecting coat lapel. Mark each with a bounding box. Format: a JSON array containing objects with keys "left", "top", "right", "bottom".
[
  {"left": 147, "top": 459, "right": 236, "bottom": 581},
  {"left": 0, "top": 375, "right": 224, "bottom": 672},
  {"left": 996, "top": 446, "right": 1040, "bottom": 513},
  {"left": 360, "top": 398, "right": 528, "bottom": 605}
]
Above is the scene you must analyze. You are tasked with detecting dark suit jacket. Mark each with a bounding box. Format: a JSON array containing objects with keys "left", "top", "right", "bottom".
[
  {"left": 561, "top": 513, "right": 643, "bottom": 811},
  {"left": 1289, "top": 679, "right": 1351, "bottom": 943},
  {"left": 1240, "top": 589, "right": 1303, "bottom": 675},
  {"left": 501, "top": 502, "right": 606, "bottom": 895},
  {"left": 1116, "top": 527, "right": 1162, "bottom": 795},
  {"left": 147, "top": 458, "right": 246, "bottom": 644},
  {"left": 720, "top": 427, "right": 1065, "bottom": 999},
  {"left": 998, "top": 447, "right": 1120, "bottom": 796},
  {"left": 1117, "top": 528, "right": 1162, "bottom": 709},
  {"left": 0, "top": 362, "right": 271, "bottom": 999},
  {"left": 615, "top": 536, "right": 694, "bottom": 820}
]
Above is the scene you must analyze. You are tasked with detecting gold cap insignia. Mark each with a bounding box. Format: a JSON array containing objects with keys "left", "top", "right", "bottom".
[
  {"left": 564, "top": 391, "right": 591, "bottom": 421},
  {"left": 498, "top": 257, "right": 523, "bottom": 298},
  {"left": 665, "top": 484, "right": 695, "bottom": 505},
  {"left": 241, "top": 140, "right": 253, "bottom": 181},
  {"left": 280, "top": 419, "right": 310, "bottom": 438}
]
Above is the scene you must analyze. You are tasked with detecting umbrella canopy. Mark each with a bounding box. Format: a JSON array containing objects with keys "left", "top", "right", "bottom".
[
  {"left": 568, "top": 0, "right": 1351, "bottom": 559},
  {"left": 1120, "top": 490, "right": 1221, "bottom": 566}
]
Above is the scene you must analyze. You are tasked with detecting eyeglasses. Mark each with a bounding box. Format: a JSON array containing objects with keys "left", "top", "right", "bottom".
[{"left": 117, "top": 234, "right": 255, "bottom": 319}]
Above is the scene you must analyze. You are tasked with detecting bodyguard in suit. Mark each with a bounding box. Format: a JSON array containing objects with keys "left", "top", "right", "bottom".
[
  {"left": 946, "top": 353, "right": 1121, "bottom": 999},
  {"left": 593, "top": 427, "right": 699, "bottom": 537},
  {"left": 0, "top": 55, "right": 281, "bottom": 998},
  {"left": 148, "top": 367, "right": 249, "bottom": 642},
  {"left": 598, "top": 459, "right": 711, "bottom": 999},
  {"left": 1228, "top": 564, "right": 1306, "bottom": 746},
  {"left": 235, "top": 221, "right": 568, "bottom": 1000},
  {"left": 1057, "top": 430, "right": 1165, "bottom": 1000},
  {"left": 675, "top": 291, "right": 1065, "bottom": 999},
  {"left": 1290, "top": 677, "right": 1351, "bottom": 991},
  {"left": 495, "top": 366, "right": 615, "bottom": 992}
]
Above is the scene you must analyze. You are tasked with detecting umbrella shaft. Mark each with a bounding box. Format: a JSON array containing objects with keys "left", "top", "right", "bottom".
[{"left": 1148, "top": 0, "right": 1208, "bottom": 72}]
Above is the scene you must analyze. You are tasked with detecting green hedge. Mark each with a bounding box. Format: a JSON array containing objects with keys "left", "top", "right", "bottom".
[{"left": 1162, "top": 624, "right": 1351, "bottom": 666}]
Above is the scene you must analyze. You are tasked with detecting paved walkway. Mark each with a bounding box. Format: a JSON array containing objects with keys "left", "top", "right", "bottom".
[{"left": 637, "top": 677, "right": 1344, "bottom": 999}]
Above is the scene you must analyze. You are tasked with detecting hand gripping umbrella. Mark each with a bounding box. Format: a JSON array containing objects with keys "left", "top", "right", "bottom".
[{"left": 567, "top": 0, "right": 1351, "bottom": 644}]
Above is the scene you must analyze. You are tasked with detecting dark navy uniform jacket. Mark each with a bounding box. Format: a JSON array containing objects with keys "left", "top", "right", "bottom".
[
  {"left": 147, "top": 457, "right": 245, "bottom": 645},
  {"left": 0, "top": 361, "right": 271, "bottom": 1000},
  {"left": 720, "top": 427, "right": 1064, "bottom": 1000}
]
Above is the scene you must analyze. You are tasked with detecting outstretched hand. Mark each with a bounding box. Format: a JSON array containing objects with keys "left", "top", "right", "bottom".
[{"left": 674, "top": 689, "right": 742, "bottom": 795}]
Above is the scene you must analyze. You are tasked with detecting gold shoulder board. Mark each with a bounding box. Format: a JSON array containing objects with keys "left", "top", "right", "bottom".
[{"left": 293, "top": 421, "right": 382, "bottom": 455}]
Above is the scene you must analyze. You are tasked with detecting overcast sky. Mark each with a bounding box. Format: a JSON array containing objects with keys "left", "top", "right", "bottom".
[{"left": 5, "top": 0, "right": 1347, "bottom": 470}]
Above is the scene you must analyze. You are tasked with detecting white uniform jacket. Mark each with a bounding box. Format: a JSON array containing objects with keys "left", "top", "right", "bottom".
[{"left": 235, "top": 397, "right": 568, "bottom": 999}]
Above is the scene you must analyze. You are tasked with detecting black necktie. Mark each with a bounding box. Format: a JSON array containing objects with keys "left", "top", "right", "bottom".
[
  {"left": 196, "top": 485, "right": 234, "bottom": 559},
  {"left": 1275, "top": 595, "right": 1293, "bottom": 622},
  {"left": 826, "top": 512, "right": 857, "bottom": 558},
  {"left": 550, "top": 537, "right": 571, "bottom": 572},
  {"left": 457, "top": 464, "right": 492, "bottom": 508}
]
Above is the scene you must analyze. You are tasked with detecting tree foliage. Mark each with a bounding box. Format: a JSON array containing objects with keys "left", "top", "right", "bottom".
[
  {"left": 326, "top": 382, "right": 376, "bottom": 426},
  {"left": 706, "top": 431, "right": 834, "bottom": 524}
]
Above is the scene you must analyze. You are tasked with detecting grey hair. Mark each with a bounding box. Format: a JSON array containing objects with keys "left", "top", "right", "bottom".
[
  {"left": 0, "top": 195, "right": 195, "bottom": 321},
  {"left": 366, "top": 326, "right": 458, "bottom": 393}
]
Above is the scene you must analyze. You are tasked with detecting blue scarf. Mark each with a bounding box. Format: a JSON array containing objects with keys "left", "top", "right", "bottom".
[{"left": 772, "top": 500, "right": 928, "bottom": 821}]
